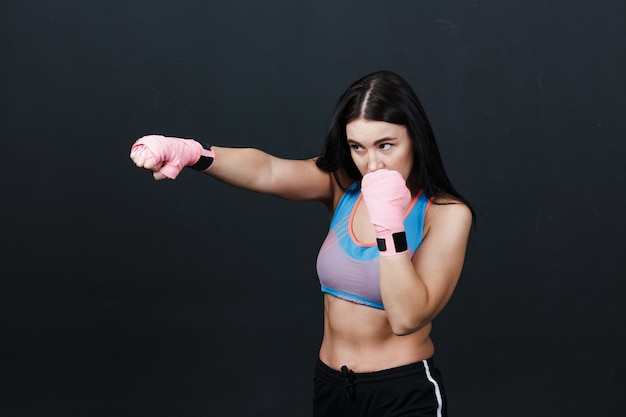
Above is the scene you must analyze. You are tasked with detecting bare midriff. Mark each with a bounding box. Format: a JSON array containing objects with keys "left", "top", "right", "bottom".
[{"left": 318, "top": 294, "right": 435, "bottom": 373}]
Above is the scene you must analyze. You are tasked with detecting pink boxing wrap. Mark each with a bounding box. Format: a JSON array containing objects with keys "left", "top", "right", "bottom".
[
  {"left": 130, "top": 135, "right": 214, "bottom": 179},
  {"left": 361, "top": 169, "right": 412, "bottom": 256}
]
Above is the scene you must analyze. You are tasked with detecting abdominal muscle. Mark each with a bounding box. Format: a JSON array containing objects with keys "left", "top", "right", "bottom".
[{"left": 318, "top": 294, "right": 435, "bottom": 373}]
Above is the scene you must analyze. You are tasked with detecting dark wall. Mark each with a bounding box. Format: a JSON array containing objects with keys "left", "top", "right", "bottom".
[{"left": 2, "top": 1, "right": 625, "bottom": 416}]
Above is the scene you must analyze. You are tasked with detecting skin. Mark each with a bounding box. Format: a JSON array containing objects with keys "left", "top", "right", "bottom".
[{"left": 132, "top": 117, "right": 472, "bottom": 373}]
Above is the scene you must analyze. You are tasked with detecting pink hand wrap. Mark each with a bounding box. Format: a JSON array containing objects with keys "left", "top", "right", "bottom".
[
  {"left": 130, "top": 135, "right": 215, "bottom": 179},
  {"left": 361, "top": 169, "right": 412, "bottom": 256}
]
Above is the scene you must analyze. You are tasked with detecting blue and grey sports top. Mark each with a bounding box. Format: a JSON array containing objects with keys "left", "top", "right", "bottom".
[{"left": 316, "top": 183, "right": 431, "bottom": 310}]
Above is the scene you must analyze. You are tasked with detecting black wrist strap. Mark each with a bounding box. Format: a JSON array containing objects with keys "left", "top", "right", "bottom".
[
  {"left": 376, "top": 232, "right": 408, "bottom": 253},
  {"left": 189, "top": 144, "right": 214, "bottom": 171}
]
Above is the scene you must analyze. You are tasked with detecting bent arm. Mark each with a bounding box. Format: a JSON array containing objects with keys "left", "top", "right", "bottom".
[
  {"left": 204, "top": 146, "right": 334, "bottom": 202},
  {"left": 379, "top": 202, "right": 472, "bottom": 335}
]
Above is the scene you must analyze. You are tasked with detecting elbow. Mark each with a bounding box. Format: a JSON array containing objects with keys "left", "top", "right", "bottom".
[
  {"left": 388, "top": 316, "right": 430, "bottom": 336},
  {"left": 391, "top": 326, "right": 416, "bottom": 337}
]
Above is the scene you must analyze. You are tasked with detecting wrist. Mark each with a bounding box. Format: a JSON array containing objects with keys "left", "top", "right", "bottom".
[
  {"left": 375, "top": 230, "right": 408, "bottom": 257},
  {"left": 188, "top": 142, "right": 216, "bottom": 172}
]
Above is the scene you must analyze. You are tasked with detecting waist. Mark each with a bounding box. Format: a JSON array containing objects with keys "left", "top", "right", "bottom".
[
  {"left": 315, "top": 357, "right": 437, "bottom": 389},
  {"left": 320, "top": 296, "right": 434, "bottom": 372}
]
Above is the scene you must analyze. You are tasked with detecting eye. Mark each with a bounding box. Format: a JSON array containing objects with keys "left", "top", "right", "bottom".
[
  {"left": 350, "top": 144, "right": 364, "bottom": 153},
  {"left": 379, "top": 143, "right": 392, "bottom": 151}
]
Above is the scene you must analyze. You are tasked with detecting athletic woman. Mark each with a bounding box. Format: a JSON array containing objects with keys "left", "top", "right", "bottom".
[{"left": 130, "top": 70, "right": 473, "bottom": 416}]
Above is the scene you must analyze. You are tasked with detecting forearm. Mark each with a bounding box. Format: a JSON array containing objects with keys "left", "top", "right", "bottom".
[
  {"left": 204, "top": 146, "right": 275, "bottom": 193},
  {"left": 379, "top": 256, "right": 431, "bottom": 336},
  {"left": 203, "top": 146, "right": 333, "bottom": 201}
]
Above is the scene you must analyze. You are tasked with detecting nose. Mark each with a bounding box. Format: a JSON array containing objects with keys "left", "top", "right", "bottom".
[{"left": 367, "top": 151, "right": 384, "bottom": 172}]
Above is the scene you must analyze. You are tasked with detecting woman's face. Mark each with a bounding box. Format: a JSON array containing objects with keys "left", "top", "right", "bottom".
[{"left": 346, "top": 118, "right": 414, "bottom": 181}]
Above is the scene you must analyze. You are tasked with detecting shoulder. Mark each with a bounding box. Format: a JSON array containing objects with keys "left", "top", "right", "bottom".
[
  {"left": 424, "top": 193, "right": 473, "bottom": 236},
  {"left": 328, "top": 169, "right": 357, "bottom": 212}
]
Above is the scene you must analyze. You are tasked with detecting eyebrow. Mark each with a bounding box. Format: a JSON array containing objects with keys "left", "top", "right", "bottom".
[{"left": 346, "top": 137, "right": 398, "bottom": 145}]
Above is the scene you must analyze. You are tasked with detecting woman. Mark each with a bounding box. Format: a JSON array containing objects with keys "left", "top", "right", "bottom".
[{"left": 130, "top": 71, "right": 473, "bottom": 417}]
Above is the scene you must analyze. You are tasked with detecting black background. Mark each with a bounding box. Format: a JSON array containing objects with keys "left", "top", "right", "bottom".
[{"left": 2, "top": 1, "right": 625, "bottom": 416}]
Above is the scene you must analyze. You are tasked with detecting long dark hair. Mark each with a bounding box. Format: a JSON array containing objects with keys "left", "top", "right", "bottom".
[{"left": 316, "top": 70, "right": 474, "bottom": 219}]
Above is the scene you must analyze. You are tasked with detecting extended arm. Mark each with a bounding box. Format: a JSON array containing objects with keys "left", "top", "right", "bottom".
[{"left": 130, "top": 135, "right": 334, "bottom": 202}]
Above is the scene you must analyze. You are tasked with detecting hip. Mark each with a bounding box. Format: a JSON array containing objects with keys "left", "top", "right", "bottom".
[{"left": 313, "top": 358, "right": 447, "bottom": 417}]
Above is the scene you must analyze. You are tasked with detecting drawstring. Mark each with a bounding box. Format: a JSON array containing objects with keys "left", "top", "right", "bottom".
[{"left": 341, "top": 365, "right": 356, "bottom": 398}]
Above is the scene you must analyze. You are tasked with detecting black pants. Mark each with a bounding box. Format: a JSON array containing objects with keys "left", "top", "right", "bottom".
[{"left": 313, "top": 358, "right": 447, "bottom": 417}]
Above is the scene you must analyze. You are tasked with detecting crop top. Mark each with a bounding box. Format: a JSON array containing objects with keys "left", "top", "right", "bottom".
[{"left": 316, "top": 183, "right": 431, "bottom": 310}]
